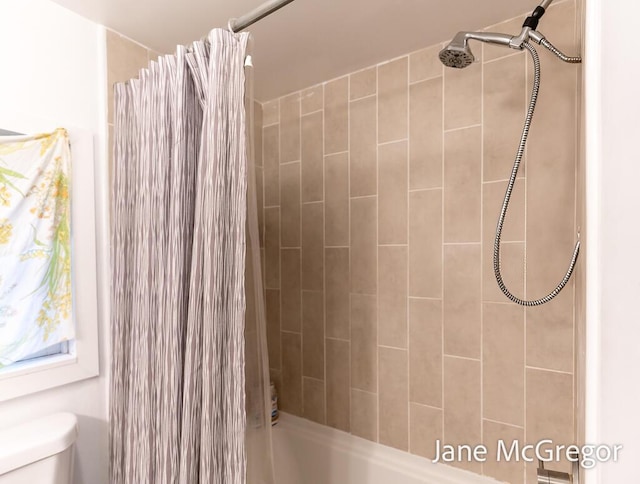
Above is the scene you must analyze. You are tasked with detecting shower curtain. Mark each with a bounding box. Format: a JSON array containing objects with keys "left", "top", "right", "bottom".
[{"left": 110, "top": 29, "right": 274, "bottom": 484}]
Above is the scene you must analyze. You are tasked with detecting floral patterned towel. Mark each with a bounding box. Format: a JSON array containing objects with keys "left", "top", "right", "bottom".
[{"left": 0, "top": 128, "right": 73, "bottom": 367}]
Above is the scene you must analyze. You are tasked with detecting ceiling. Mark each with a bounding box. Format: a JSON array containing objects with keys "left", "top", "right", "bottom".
[{"left": 51, "top": 0, "right": 540, "bottom": 101}]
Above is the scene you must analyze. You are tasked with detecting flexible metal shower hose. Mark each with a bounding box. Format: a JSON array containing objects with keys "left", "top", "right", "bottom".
[{"left": 493, "top": 40, "right": 581, "bottom": 306}]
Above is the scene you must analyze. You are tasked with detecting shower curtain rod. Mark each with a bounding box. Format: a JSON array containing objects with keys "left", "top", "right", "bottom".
[
  {"left": 226, "top": 0, "right": 554, "bottom": 33},
  {"left": 228, "top": 0, "right": 296, "bottom": 32}
]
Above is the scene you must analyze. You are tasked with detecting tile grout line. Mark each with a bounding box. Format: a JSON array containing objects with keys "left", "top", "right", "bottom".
[
  {"left": 273, "top": 106, "right": 284, "bottom": 395},
  {"left": 440, "top": 52, "right": 446, "bottom": 448},
  {"left": 409, "top": 73, "right": 443, "bottom": 86},
  {"left": 298, "top": 94, "right": 304, "bottom": 416},
  {"left": 483, "top": 417, "right": 525, "bottom": 430},
  {"left": 350, "top": 92, "right": 376, "bottom": 102},
  {"left": 523, "top": 37, "right": 529, "bottom": 479},
  {"left": 375, "top": 60, "right": 380, "bottom": 444},
  {"left": 346, "top": 71, "right": 352, "bottom": 433},
  {"left": 405, "top": 53, "right": 412, "bottom": 454},
  {"left": 571, "top": 0, "right": 580, "bottom": 448},
  {"left": 445, "top": 354, "right": 482, "bottom": 363},
  {"left": 443, "top": 241, "right": 482, "bottom": 246},
  {"left": 321, "top": 83, "right": 328, "bottom": 425},
  {"left": 444, "top": 123, "right": 482, "bottom": 133},
  {"left": 409, "top": 186, "right": 442, "bottom": 193},
  {"left": 525, "top": 365, "right": 574, "bottom": 376},
  {"left": 479, "top": 43, "right": 485, "bottom": 477},
  {"left": 377, "top": 137, "right": 408, "bottom": 147}
]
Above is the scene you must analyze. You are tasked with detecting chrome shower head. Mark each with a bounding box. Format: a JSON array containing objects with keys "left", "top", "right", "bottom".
[
  {"left": 439, "top": 31, "right": 515, "bottom": 69},
  {"left": 439, "top": 41, "right": 474, "bottom": 69}
]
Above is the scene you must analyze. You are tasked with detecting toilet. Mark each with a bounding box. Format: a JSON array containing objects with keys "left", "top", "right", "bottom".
[{"left": 0, "top": 413, "right": 77, "bottom": 484}]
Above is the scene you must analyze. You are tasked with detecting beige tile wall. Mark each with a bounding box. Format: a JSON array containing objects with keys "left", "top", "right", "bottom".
[{"left": 261, "top": 2, "right": 582, "bottom": 482}]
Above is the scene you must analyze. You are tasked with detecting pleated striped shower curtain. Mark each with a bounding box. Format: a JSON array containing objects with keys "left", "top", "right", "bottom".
[{"left": 110, "top": 29, "right": 274, "bottom": 484}]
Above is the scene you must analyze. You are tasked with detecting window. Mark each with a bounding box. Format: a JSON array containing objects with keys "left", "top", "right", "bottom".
[
  {"left": 0, "top": 128, "right": 74, "bottom": 369},
  {"left": 0, "top": 121, "right": 101, "bottom": 401}
]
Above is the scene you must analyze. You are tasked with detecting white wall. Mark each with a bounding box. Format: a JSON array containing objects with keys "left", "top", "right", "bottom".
[
  {"left": 0, "top": 1, "right": 109, "bottom": 483},
  {"left": 585, "top": 0, "right": 640, "bottom": 482}
]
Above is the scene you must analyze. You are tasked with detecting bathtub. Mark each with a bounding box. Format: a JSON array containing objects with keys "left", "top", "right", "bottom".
[{"left": 272, "top": 413, "right": 500, "bottom": 484}]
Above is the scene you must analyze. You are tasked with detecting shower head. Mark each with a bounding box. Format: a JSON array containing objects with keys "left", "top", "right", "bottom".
[{"left": 439, "top": 31, "right": 514, "bottom": 68}]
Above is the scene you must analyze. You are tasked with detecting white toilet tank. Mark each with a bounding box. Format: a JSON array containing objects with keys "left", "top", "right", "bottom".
[{"left": 0, "top": 413, "right": 77, "bottom": 484}]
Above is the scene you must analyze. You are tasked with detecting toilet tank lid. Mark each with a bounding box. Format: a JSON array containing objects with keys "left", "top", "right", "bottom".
[{"left": 0, "top": 412, "right": 78, "bottom": 475}]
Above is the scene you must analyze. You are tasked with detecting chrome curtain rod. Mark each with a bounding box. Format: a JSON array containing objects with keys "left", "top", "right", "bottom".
[{"left": 228, "top": 0, "right": 297, "bottom": 32}]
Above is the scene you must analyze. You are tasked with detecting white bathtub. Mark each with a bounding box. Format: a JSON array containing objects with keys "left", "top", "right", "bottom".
[{"left": 272, "top": 413, "right": 500, "bottom": 484}]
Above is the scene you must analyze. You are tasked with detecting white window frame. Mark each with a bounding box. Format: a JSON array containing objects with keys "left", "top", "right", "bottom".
[{"left": 0, "top": 118, "right": 103, "bottom": 401}]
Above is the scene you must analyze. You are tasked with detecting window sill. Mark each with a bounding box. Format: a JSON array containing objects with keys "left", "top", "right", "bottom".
[
  {"left": 0, "top": 353, "right": 78, "bottom": 381},
  {"left": 0, "top": 347, "right": 98, "bottom": 402}
]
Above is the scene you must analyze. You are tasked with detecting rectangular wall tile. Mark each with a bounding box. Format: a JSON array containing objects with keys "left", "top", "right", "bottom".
[
  {"left": 483, "top": 179, "right": 525, "bottom": 302},
  {"left": 526, "top": 289, "right": 574, "bottom": 372},
  {"left": 280, "top": 93, "right": 300, "bottom": 162},
  {"left": 262, "top": 99, "right": 279, "bottom": 126},
  {"left": 444, "top": 356, "right": 481, "bottom": 473},
  {"left": 281, "top": 249, "right": 301, "bottom": 332},
  {"left": 444, "top": 245, "right": 481, "bottom": 359},
  {"left": 378, "top": 347, "right": 408, "bottom": 450},
  {"left": 264, "top": 207, "right": 280, "bottom": 289},
  {"left": 350, "top": 96, "right": 377, "bottom": 196},
  {"left": 444, "top": 126, "right": 481, "bottom": 242},
  {"left": 325, "top": 248, "right": 350, "bottom": 339},
  {"left": 378, "top": 140, "right": 408, "bottom": 244},
  {"left": 253, "top": 101, "right": 264, "bottom": 161},
  {"left": 410, "top": 77, "right": 443, "bottom": 190},
  {"left": 484, "top": 242, "right": 525, "bottom": 304},
  {"left": 303, "top": 377, "right": 326, "bottom": 424},
  {"left": 351, "top": 294, "right": 377, "bottom": 392},
  {"left": 280, "top": 162, "right": 301, "bottom": 247},
  {"left": 301, "top": 111, "right": 323, "bottom": 202},
  {"left": 483, "top": 53, "right": 527, "bottom": 181},
  {"left": 302, "top": 202, "right": 323, "bottom": 291},
  {"left": 324, "top": 77, "right": 348, "bottom": 154},
  {"left": 263, "top": 125, "right": 280, "bottom": 206},
  {"left": 483, "top": 420, "right": 525, "bottom": 484},
  {"left": 302, "top": 377, "right": 326, "bottom": 424},
  {"left": 350, "top": 66, "right": 376, "bottom": 100},
  {"left": 254, "top": 101, "right": 263, "bottom": 166},
  {"left": 483, "top": 303, "right": 525, "bottom": 426},
  {"left": 106, "top": 31, "right": 149, "bottom": 124},
  {"left": 302, "top": 291, "right": 324, "bottom": 380},
  {"left": 526, "top": 367, "right": 574, "bottom": 475},
  {"left": 281, "top": 332, "right": 302, "bottom": 415},
  {"left": 409, "top": 298, "right": 442, "bottom": 407},
  {"left": 350, "top": 197, "right": 377, "bottom": 295},
  {"left": 483, "top": 179, "right": 525, "bottom": 241},
  {"left": 378, "top": 57, "right": 408, "bottom": 143},
  {"left": 256, "top": 167, "right": 265, "bottom": 247},
  {"left": 409, "top": 403, "right": 442, "bottom": 460},
  {"left": 409, "top": 189, "right": 442, "bottom": 298},
  {"left": 444, "top": 55, "right": 481, "bottom": 130},
  {"left": 324, "top": 152, "right": 349, "bottom": 246},
  {"left": 326, "top": 338, "right": 350, "bottom": 431},
  {"left": 266, "top": 289, "right": 281, "bottom": 370},
  {"left": 378, "top": 246, "right": 408, "bottom": 348},
  {"left": 409, "top": 44, "right": 443, "bottom": 83},
  {"left": 301, "top": 85, "right": 323, "bottom": 114},
  {"left": 351, "top": 389, "right": 378, "bottom": 441}
]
